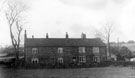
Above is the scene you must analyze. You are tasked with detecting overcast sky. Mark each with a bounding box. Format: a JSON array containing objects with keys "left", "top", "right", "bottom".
[{"left": 0, "top": 0, "right": 135, "bottom": 46}]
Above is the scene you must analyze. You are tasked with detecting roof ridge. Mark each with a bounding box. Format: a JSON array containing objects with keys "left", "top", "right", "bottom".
[
  {"left": 26, "top": 38, "right": 100, "bottom": 40},
  {"left": 25, "top": 38, "right": 105, "bottom": 47}
]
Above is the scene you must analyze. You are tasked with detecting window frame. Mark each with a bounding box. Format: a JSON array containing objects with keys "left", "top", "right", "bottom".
[
  {"left": 79, "top": 47, "right": 85, "bottom": 53},
  {"left": 57, "top": 58, "right": 64, "bottom": 64},
  {"left": 32, "top": 48, "right": 38, "bottom": 54},
  {"left": 79, "top": 56, "right": 86, "bottom": 63},
  {"left": 58, "top": 48, "right": 63, "bottom": 54},
  {"left": 93, "top": 56, "right": 100, "bottom": 63},
  {"left": 31, "top": 58, "right": 39, "bottom": 64},
  {"left": 93, "top": 47, "right": 99, "bottom": 54}
]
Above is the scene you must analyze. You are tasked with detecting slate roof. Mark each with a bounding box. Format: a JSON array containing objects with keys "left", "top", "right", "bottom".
[{"left": 25, "top": 38, "right": 106, "bottom": 47}]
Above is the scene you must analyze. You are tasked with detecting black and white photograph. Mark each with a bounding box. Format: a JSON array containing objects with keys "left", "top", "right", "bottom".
[{"left": 0, "top": 0, "right": 135, "bottom": 78}]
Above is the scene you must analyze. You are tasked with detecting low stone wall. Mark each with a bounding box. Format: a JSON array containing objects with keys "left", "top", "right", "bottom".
[
  {"left": 9, "top": 61, "right": 135, "bottom": 69},
  {"left": 99, "top": 61, "right": 135, "bottom": 67}
]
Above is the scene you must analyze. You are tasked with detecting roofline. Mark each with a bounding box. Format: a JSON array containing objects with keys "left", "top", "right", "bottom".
[
  {"left": 26, "top": 38, "right": 101, "bottom": 40},
  {"left": 25, "top": 45, "right": 106, "bottom": 48}
]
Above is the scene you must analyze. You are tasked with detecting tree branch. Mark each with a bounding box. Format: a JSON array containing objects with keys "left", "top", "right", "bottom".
[{"left": 5, "top": 1, "right": 27, "bottom": 62}]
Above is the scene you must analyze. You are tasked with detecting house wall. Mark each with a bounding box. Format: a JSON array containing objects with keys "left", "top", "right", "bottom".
[
  {"left": 24, "top": 46, "right": 106, "bottom": 67},
  {"left": 99, "top": 47, "right": 107, "bottom": 62}
]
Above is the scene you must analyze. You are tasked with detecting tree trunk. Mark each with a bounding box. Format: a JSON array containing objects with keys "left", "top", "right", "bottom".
[
  {"left": 107, "top": 35, "right": 111, "bottom": 60},
  {"left": 14, "top": 47, "right": 19, "bottom": 67}
]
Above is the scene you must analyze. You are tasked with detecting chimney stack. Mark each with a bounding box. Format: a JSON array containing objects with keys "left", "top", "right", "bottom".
[
  {"left": 66, "top": 32, "right": 68, "bottom": 39},
  {"left": 46, "top": 33, "right": 49, "bottom": 39},
  {"left": 32, "top": 35, "right": 34, "bottom": 38},
  {"left": 81, "top": 32, "right": 86, "bottom": 39},
  {"left": 24, "top": 30, "right": 27, "bottom": 39}
]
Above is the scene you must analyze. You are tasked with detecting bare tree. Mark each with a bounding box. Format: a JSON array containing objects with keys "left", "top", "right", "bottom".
[
  {"left": 5, "top": 1, "right": 27, "bottom": 65},
  {"left": 95, "top": 22, "right": 114, "bottom": 60}
]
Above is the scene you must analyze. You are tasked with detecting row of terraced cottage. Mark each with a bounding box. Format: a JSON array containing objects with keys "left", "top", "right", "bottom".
[{"left": 24, "top": 30, "right": 107, "bottom": 67}]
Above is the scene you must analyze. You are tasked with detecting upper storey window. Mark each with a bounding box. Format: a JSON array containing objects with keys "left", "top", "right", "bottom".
[
  {"left": 93, "top": 47, "right": 99, "bottom": 53},
  {"left": 79, "top": 47, "right": 85, "bottom": 53},
  {"left": 32, "top": 48, "right": 38, "bottom": 54},
  {"left": 58, "top": 48, "right": 63, "bottom": 54}
]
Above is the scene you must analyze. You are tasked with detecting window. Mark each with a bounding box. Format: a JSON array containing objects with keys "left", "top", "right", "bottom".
[
  {"left": 93, "top": 56, "right": 100, "bottom": 63},
  {"left": 31, "top": 58, "right": 39, "bottom": 64},
  {"left": 79, "top": 56, "right": 86, "bottom": 63},
  {"left": 93, "top": 47, "right": 99, "bottom": 53},
  {"left": 32, "top": 48, "right": 38, "bottom": 54},
  {"left": 58, "top": 48, "right": 63, "bottom": 54},
  {"left": 57, "top": 58, "right": 63, "bottom": 64},
  {"left": 79, "top": 47, "right": 85, "bottom": 53}
]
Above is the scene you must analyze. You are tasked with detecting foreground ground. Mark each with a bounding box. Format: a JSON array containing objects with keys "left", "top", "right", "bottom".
[{"left": 0, "top": 66, "right": 135, "bottom": 78}]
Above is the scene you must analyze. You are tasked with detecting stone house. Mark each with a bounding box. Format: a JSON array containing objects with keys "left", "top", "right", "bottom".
[{"left": 24, "top": 31, "right": 107, "bottom": 67}]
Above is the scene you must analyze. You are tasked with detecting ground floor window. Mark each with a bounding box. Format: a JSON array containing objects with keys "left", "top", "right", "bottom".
[
  {"left": 79, "top": 56, "right": 86, "bottom": 63},
  {"left": 57, "top": 58, "right": 63, "bottom": 64},
  {"left": 31, "top": 58, "right": 39, "bottom": 64},
  {"left": 93, "top": 56, "right": 100, "bottom": 63}
]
